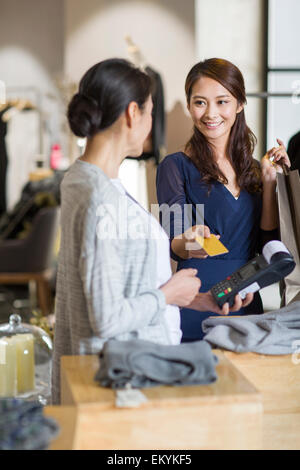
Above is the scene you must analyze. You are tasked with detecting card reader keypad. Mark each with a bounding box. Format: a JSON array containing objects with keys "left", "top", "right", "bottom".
[{"left": 213, "top": 274, "right": 240, "bottom": 298}]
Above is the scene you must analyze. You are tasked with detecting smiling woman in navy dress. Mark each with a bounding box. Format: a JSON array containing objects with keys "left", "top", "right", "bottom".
[{"left": 156, "top": 58, "right": 291, "bottom": 341}]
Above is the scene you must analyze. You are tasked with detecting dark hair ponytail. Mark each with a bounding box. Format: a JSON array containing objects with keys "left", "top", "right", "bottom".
[
  {"left": 67, "top": 58, "right": 152, "bottom": 138},
  {"left": 68, "top": 93, "right": 102, "bottom": 138},
  {"left": 185, "top": 58, "right": 261, "bottom": 194}
]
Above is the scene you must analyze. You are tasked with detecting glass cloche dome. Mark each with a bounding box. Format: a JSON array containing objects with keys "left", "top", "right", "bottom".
[{"left": 0, "top": 313, "right": 52, "bottom": 404}]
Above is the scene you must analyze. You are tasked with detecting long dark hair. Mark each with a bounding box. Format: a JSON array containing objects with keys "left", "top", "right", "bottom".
[
  {"left": 185, "top": 58, "right": 261, "bottom": 193},
  {"left": 67, "top": 58, "right": 152, "bottom": 138}
]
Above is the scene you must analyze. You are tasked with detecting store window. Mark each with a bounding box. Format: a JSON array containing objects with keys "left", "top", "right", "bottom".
[{"left": 266, "top": 0, "right": 300, "bottom": 150}]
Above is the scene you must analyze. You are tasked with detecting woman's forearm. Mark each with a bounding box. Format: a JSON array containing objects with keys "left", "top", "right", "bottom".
[
  {"left": 171, "top": 236, "right": 189, "bottom": 259},
  {"left": 260, "top": 182, "right": 279, "bottom": 230}
]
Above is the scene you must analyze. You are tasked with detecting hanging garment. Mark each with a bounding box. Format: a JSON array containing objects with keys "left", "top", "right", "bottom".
[
  {"left": 0, "top": 170, "right": 64, "bottom": 240},
  {"left": 144, "top": 66, "right": 165, "bottom": 165},
  {"left": 127, "top": 66, "right": 165, "bottom": 165},
  {"left": 0, "top": 106, "right": 10, "bottom": 216},
  {"left": 6, "top": 110, "right": 40, "bottom": 210}
]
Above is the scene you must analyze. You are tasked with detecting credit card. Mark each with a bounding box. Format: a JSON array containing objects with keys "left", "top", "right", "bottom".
[{"left": 195, "top": 234, "right": 229, "bottom": 256}]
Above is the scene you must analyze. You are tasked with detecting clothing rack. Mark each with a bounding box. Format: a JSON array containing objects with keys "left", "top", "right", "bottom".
[{"left": 247, "top": 91, "right": 299, "bottom": 98}]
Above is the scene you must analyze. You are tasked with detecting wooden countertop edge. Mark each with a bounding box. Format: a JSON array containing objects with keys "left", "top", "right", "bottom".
[
  {"left": 44, "top": 406, "right": 78, "bottom": 451},
  {"left": 61, "top": 351, "right": 262, "bottom": 409}
]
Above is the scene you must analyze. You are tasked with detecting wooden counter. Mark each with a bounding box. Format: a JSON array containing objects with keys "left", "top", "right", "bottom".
[
  {"left": 59, "top": 351, "right": 262, "bottom": 450},
  {"left": 44, "top": 406, "right": 77, "bottom": 450},
  {"left": 223, "top": 352, "right": 300, "bottom": 450},
  {"left": 44, "top": 350, "right": 300, "bottom": 450}
]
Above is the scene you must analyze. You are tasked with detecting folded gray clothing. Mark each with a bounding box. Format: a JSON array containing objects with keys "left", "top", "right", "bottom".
[
  {"left": 202, "top": 301, "right": 300, "bottom": 355},
  {"left": 94, "top": 339, "right": 218, "bottom": 389}
]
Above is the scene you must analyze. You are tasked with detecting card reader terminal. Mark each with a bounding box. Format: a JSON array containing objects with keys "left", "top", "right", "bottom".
[{"left": 211, "top": 241, "right": 295, "bottom": 308}]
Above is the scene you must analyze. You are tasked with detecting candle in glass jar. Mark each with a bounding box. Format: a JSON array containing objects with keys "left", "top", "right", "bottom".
[
  {"left": 0, "top": 336, "right": 17, "bottom": 397},
  {"left": 12, "top": 334, "right": 35, "bottom": 394}
]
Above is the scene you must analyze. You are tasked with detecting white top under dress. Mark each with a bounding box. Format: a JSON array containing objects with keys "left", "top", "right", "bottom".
[{"left": 111, "top": 178, "right": 182, "bottom": 345}]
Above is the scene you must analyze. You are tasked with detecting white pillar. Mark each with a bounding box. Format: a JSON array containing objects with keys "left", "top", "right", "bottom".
[{"left": 194, "top": 0, "right": 265, "bottom": 159}]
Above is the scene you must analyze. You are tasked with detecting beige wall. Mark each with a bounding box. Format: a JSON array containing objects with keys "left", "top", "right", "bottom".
[
  {"left": 64, "top": 0, "right": 196, "bottom": 206},
  {"left": 64, "top": 0, "right": 195, "bottom": 113},
  {"left": 0, "top": 0, "right": 64, "bottom": 87}
]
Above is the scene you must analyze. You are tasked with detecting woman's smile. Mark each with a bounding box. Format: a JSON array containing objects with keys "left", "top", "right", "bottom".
[{"left": 202, "top": 121, "right": 223, "bottom": 129}]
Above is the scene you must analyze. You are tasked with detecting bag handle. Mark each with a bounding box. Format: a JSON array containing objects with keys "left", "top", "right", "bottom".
[{"left": 282, "top": 164, "right": 290, "bottom": 176}]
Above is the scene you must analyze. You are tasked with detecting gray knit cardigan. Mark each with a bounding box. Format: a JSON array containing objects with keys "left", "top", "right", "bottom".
[{"left": 51, "top": 160, "right": 170, "bottom": 404}]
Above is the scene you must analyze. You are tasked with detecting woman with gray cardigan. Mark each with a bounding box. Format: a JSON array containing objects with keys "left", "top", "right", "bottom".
[{"left": 52, "top": 59, "right": 252, "bottom": 404}]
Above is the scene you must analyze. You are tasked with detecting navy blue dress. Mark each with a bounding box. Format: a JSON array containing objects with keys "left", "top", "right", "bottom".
[{"left": 156, "top": 152, "right": 264, "bottom": 341}]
